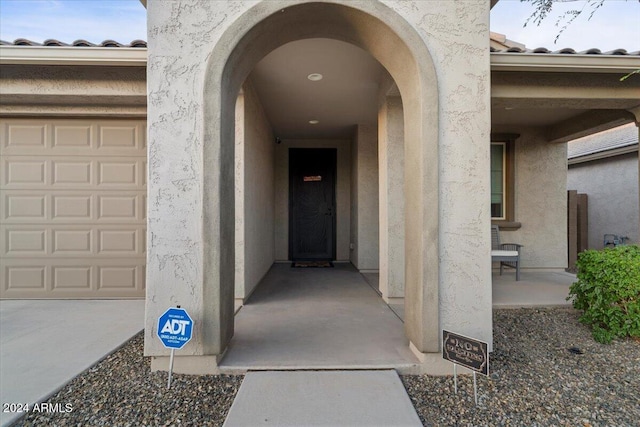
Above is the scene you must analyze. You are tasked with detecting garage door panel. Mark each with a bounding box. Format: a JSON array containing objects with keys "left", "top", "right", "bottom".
[
  {"left": 99, "top": 124, "right": 138, "bottom": 148},
  {"left": 2, "top": 120, "right": 145, "bottom": 156},
  {"left": 53, "top": 194, "right": 92, "bottom": 221},
  {"left": 2, "top": 264, "right": 47, "bottom": 292},
  {"left": 98, "top": 160, "right": 141, "bottom": 186},
  {"left": 53, "top": 123, "right": 93, "bottom": 148},
  {"left": 2, "top": 227, "right": 48, "bottom": 256},
  {"left": 1, "top": 122, "right": 48, "bottom": 151},
  {"left": 0, "top": 118, "right": 146, "bottom": 299},
  {"left": 1, "top": 258, "right": 145, "bottom": 298},
  {"left": 98, "top": 193, "right": 142, "bottom": 221},
  {"left": 2, "top": 192, "right": 47, "bottom": 221},
  {"left": 53, "top": 229, "right": 93, "bottom": 255},
  {"left": 52, "top": 159, "right": 93, "bottom": 186},
  {"left": 3, "top": 224, "right": 144, "bottom": 257},
  {"left": 53, "top": 266, "right": 93, "bottom": 290},
  {"left": 2, "top": 158, "right": 47, "bottom": 187},
  {"left": 3, "top": 157, "right": 145, "bottom": 190},
  {"left": 98, "top": 229, "right": 139, "bottom": 255}
]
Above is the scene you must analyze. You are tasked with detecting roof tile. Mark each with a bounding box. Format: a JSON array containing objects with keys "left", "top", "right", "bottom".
[
  {"left": 568, "top": 124, "right": 639, "bottom": 159},
  {"left": 0, "top": 38, "right": 634, "bottom": 55}
]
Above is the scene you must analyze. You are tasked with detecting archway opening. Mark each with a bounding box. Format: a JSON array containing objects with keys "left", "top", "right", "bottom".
[{"left": 203, "top": 1, "right": 439, "bottom": 359}]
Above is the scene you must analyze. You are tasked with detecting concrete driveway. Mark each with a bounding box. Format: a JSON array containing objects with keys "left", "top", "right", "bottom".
[{"left": 0, "top": 300, "right": 144, "bottom": 427}]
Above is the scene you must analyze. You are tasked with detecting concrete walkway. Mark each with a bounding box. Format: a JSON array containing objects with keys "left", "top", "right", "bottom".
[
  {"left": 220, "top": 263, "right": 419, "bottom": 371},
  {"left": 223, "top": 370, "right": 422, "bottom": 427},
  {"left": 0, "top": 300, "right": 144, "bottom": 427}
]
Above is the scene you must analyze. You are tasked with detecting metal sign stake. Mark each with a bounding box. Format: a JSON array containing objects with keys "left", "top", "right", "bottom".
[
  {"left": 473, "top": 372, "right": 478, "bottom": 406},
  {"left": 167, "top": 348, "right": 175, "bottom": 389},
  {"left": 453, "top": 364, "right": 458, "bottom": 394},
  {"left": 442, "top": 330, "right": 488, "bottom": 407},
  {"left": 157, "top": 305, "right": 193, "bottom": 391}
]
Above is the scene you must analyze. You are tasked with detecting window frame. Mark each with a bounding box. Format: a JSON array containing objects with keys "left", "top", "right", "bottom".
[
  {"left": 490, "top": 133, "right": 520, "bottom": 229},
  {"left": 490, "top": 142, "right": 507, "bottom": 220}
]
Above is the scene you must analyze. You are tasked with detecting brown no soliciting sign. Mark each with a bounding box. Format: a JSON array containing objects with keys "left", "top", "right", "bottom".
[{"left": 442, "top": 330, "right": 489, "bottom": 376}]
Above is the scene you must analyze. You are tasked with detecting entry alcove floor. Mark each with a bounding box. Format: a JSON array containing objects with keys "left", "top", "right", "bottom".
[{"left": 218, "top": 263, "right": 420, "bottom": 371}]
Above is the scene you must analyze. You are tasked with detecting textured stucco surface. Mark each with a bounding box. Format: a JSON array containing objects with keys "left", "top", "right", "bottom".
[
  {"left": 378, "top": 96, "right": 405, "bottom": 299},
  {"left": 0, "top": 65, "right": 146, "bottom": 102},
  {"left": 493, "top": 127, "right": 569, "bottom": 269},
  {"left": 568, "top": 151, "right": 639, "bottom": 248},
  {"left": 274, "top": 139, "right": 351, "bottom": 261},
  {"left": 144, "top": 0, "right": 492, "bottom": 359},
  {"left": 395, "top": 0, "right": 492, "bottom": 347},
  {"left": 0, "top": 65, "right": 147, "bottom": 117},
  {"left": 234, "top": 82, "right": 275, "bottom": 300},
  {"left": 351, "top": 124, "right": 380, "bottom": 271}
]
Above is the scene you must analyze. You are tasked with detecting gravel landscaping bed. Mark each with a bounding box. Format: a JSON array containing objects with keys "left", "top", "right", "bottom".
[
  {"left": 403, "top": 308, "right": 640, "bottom": 426},
  {"left": 15, "top": 333, "right": 242, "bottom": 427},
  {"left": 14, "top": 308, "right": 639, "bottom": 426}
]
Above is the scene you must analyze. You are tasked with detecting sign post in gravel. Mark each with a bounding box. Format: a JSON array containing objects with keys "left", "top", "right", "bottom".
[
  {"left": 157, "top": 306, "right": 193, "bottom": 389},
  {"left": 442, "top": 330, "right": 489, "bottom": 406}
]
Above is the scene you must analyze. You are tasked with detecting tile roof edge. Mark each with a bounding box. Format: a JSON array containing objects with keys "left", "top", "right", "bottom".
[
  {"left": 0, "top": 45, "right": 147, "bottom": 66},
  {"left": 568, "top": 143, "right": 639, "bottom": 162},
  {"left": 1, "top": 39, "right": 147, "bottom": 48}
]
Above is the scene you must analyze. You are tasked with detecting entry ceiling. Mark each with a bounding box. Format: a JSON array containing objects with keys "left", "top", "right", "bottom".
[
  {"left": 249, "top": 38, "right": 640, "bottom": 141},
  {"left": 249, "top": 38, "right": 390, "bottom": 139}
]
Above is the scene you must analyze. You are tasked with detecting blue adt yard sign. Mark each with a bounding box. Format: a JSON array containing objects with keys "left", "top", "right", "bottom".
[{"left": 157, "top": 307, "right": 193, "bottom": 349}]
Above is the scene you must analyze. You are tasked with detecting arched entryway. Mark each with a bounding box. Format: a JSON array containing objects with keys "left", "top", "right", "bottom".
[
  {"left": 202, "top": 1, "right": 439, "bottom": 359},
  {"left": 145, "top": 0, "right": 494, "bottom": 375}
]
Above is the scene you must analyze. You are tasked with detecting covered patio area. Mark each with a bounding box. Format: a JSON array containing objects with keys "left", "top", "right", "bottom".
[{"left": 492, "top": 269, "right": 575, "bottom": 308}]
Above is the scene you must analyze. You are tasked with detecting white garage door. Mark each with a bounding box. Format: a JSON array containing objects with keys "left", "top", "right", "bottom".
[{"left": 0, "top": 119, "right": 146, "bottom": 298}]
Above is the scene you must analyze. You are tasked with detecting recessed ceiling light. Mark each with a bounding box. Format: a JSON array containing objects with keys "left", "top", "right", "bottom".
[
  {"left": 309, "top": 120, "right": 319, "bottom": 125},
  {"left": 307, "top": 73, "right": 323, "bottom": 81}
]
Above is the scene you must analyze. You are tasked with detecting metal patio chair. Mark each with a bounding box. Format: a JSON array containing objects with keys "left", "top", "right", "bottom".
[{"left": 491, "top": 225, "right": 523, "bottom": 281}]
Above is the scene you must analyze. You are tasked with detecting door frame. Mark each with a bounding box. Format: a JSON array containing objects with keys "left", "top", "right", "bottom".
[{"left": 288, "top": 148, "right": 337, "bottom": 261}]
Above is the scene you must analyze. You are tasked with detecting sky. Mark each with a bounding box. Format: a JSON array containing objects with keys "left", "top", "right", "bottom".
[{"left": 0, "top": 0, "right": 638, "bottom": 51}]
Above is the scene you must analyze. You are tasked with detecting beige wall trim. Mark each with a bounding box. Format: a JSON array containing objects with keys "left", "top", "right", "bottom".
[
  {"left": 491, "top": 52, "right": 640, "bottom": 74},
  {"left": 0, "top": 105, "right": 147, "bottom": 118},
  {"left": 0, "top": 46, "right": 147, "bottom": 66}
]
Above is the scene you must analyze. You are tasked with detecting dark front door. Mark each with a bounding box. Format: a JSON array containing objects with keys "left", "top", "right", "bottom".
[{"left": 289, "top": 148, "right": 336, "bottom": 260}]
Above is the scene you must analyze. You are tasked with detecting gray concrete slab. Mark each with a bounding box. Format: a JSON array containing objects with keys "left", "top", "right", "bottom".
[
  {"left": 0, "top": 300, "right": 144, "bottom": 427},
  {"left": 492, "top": 269, "right": 575, "bottom": 308},
  {"left": 223, "top": 370, "right": 422, "bottom": 427},
  {"left": 220, "top": 264, "right": 419, "bottom": 371}
]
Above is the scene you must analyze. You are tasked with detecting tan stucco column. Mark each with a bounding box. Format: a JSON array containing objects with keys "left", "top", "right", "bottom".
[
  {"left": 378, "top": 96, "right": 405, "bottom": 301},
  {"left": 350, "top": 125, "right": 379, "bottom": 271}
]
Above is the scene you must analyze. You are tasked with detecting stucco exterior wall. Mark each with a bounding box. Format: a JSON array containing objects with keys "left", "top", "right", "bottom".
[
  {"left": 351, "top": 125, "right": 379, "bottom": 271},
  {"left": 145, "top": 0, "right": 492, "bottom": 360},
  {"left": 0, "top": 64, "right": 146, "bottom": 117},
  {"left": 378, "top": 96, "right": 405, "bottom": 299},
  {"left": 394, "top": 1, "right": 492, "bottom": 345},
  {"left": 275, "top": 139, "right": 351, "bottom": 261},
  {"left": 568, "top": 151, "right": 639, "bottom": 249},
  {"left": 235, "top": 82, "right": 275, "bottom": 300},
  {"left": 497, "top": 127, "right": 569, "bottom": 269}
]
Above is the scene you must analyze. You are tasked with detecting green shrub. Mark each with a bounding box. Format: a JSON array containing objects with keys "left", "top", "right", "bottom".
[{"left": 568, "top": 245, "right": 640, "bottom": 344}]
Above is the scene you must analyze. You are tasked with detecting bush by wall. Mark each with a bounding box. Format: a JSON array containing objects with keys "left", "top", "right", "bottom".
[{"left": 568, "top": 245, "right": 640, "bottom": 344}]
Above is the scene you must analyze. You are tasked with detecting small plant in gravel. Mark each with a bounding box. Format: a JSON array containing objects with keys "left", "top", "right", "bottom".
[{"left": 568, "top": 245, "right": 640, "bottom": 344}]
